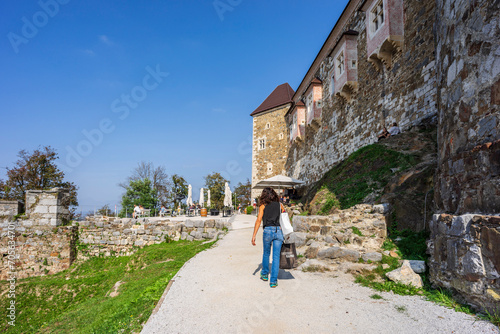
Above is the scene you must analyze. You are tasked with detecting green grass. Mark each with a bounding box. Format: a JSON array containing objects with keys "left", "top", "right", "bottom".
[
  {"left": 355, "top": 227, "right": 484, "bottom": 323},
  {"left": 0, "top": 240, "right": 215, "bottom": 334},
  {"left": 480, "top": 308, "right": 500, "bottom": 328},
  {"left": 307, "top": 144, "right": 417, "bottom": 210},
  {"left": 351, "top": 226, "right": 363, "bottom": 236},
  {"left": 370, "top": 294, "right": 383, "bottom": 300},
  {"left": 395, "top": 305, "right": 407, "bottom": 313}
]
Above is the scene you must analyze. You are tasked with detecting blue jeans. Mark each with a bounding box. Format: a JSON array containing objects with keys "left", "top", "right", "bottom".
[{"left": 261, "top": 226, "right": 284, "bottom": 284}]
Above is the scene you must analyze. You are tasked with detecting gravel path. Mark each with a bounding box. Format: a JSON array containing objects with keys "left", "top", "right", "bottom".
[{"left": 141, "top": 215, "right": 499, "bottom": 334}]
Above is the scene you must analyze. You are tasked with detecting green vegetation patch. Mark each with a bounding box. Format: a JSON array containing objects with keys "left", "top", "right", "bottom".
[
  {"left": 0, "top": 240, "right": 214, "bottom": 334},
  {"left": 308, "top": 144, "right": 417, "bottom": 210},
  {"left": 351, "top": 226, "right": 364, "bottom": 236}
]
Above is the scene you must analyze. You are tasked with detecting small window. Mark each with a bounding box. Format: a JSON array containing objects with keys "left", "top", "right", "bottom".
[
  {"left": 259, "top": 139, "right": 266, "bottom": 150},
  {"left": 337, "top": 52, "right": 345, "bottom": 75},
  {"left": 371, "top": 0, "right": 384, "bottom": 33},
  {"left": 351, "top": 60, "right": 357, "bottom": 68},
  {"left": 266, "top": 122, "right": 270, "bottom": 129},
  {"left": 279, "top": 133, "right": 284, "bottom": 140},
  {"left": 267, "top": 162, "right": 273, "bottom": 175}
]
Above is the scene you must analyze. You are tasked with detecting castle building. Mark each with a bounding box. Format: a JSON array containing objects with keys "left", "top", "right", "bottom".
[
  {"left": 250, "top": 83, "right": 294, "bottom": 199},
  {"left": 250, "top": 0, "right": 500, "bottom": 311}
]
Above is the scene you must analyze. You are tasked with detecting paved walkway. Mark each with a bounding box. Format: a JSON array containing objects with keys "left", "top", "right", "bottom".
[{"left": 141, "top": 215, "right": 499, "bottom": 334}]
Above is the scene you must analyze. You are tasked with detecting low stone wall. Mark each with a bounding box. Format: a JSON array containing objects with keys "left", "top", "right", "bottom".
[
  {"left": 289, "top": 204, "right": 388, "bottom": 263},
  {"left": 0, "top": 219, "right": 76, "bottom": 280},
  {"left": 78, "top": 217, "right": 230, "bottom": 259},
  {"left": 1, "top": 215, "right": 230, "bottom": 280},
  {"left": 0, "top": 201, "right": 22, "bottom": 219},
  {"left": 428, "top": 214, "right": 500, "bottom": 312}
]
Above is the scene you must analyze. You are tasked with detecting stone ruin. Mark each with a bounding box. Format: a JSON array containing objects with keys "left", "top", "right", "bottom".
[{"left": 0, "top": 188, "right": 230, "bottom": 280}]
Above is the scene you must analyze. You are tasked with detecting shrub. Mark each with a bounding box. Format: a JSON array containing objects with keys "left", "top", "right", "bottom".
[{"left": 246, "top": 206, "right": 254, "bottom": 215}]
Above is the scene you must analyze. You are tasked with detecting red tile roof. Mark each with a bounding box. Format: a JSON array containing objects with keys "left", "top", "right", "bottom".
[{"left": 250, "top": 83, "right": 295, "bottom": 116}]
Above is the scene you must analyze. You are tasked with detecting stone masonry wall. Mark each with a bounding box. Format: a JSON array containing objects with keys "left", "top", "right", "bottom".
[
  {"left": 252, "top": 104, "right": 290, "bottom": 199},
  {"left": 289, "top": 204, "right": 388, "bottom": 263},
  {"left": 0, "top": 188, "right": 230, "bottom": 280},
  {"left": 286, "top": 0, "right": 438, "bottom": 184},
  {"left": 0, "top": 201, "right": 22, "bottom": 219},
  {"left": 0, "top": 219, "right": 76, "bottom": 280},
  {"left": 428, "top": 214, "right": 500, "bottom": 312},
  {"left": 25, "top": 188, "right": 71, "bottom": 226},
  {"left": 434, "top": 0, "right": 500, "bottom": 214},
  {"left": 1, "top": 216, "right": 230, "bottom": 280},
  {"left": 78, "top": 217, "right": 230, "bottom": 259}
]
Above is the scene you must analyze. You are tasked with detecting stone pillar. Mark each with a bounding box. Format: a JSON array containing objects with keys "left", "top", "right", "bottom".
[{"left": 25, "top": 188, "right": 71, "bottom": 226}]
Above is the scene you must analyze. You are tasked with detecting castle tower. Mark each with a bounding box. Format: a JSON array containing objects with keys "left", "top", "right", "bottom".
[{"left": 250, "top": 83, "right": 294, "bottom": 199}]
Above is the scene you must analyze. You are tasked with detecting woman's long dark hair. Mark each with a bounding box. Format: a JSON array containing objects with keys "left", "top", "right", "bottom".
[{"left": 259, "top": 187, "right": 279, "bottom": 206}]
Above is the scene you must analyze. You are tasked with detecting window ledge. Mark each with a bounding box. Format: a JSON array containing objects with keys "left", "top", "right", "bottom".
[
  {"left": 336, "top": 81, "right": 358, "bottom": 103},
  {"left": 368, "top": 35, "right": 403, "bottom": 71}
]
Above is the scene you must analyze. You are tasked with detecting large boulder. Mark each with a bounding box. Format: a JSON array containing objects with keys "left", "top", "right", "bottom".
[
  {"left": 386, "top": 260, "right": 423, "bottom": 288},
  {"left": 408, "top": 260, "right": 426, "bottom": 274}
]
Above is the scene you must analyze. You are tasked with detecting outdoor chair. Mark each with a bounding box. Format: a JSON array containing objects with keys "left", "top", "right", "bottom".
[{"left": 138, "top": 209, "right": 151, "bottom": 218}]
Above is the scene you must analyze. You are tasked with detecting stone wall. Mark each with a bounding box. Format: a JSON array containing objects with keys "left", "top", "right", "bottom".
[
  {"left": 0, "top": 219, "right": 76, "bottom": 280},
  {"left": 286, "top": 0, "right": 438, "bottom": 184},
  {"left": 0, "top": 189, "right": 231, "bottom": 280},
  {"left": 25, "top": 188, "right": 71, "bottom": 226},
  {"left": 434, "top": 0, "right": 500, "bottom": 215},
  {"left": 428, "top": 214, "right": 500, "bottom": 312},
  {"left": 290, "top": 204, "right": 388, "bottom": 261},
  {"left": 78, "top": 217, "right": 230, "bottom": 259},
  {"left": 0, "top": 201, "right": 22, "bottom": 219},
  {"left": 252, "top": 104, "right": 291, "bottom": 199}
]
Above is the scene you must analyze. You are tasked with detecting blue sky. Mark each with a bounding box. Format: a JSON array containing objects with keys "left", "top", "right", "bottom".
[{"left": 0, "top": 0, "right": 349, "bottom": 212}]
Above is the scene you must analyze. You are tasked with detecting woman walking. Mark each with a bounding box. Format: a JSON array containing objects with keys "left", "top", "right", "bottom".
[{"left": 251, "top": 187, "right": 283, "bottom": 288}]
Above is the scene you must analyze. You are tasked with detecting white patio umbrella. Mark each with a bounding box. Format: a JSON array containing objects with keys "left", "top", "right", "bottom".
[
  {"left": 199, "top": 188, "right": 204, "bottom": 207},
  {"left": 253, "top": 175, "right": 306, "bottom": 195},
  {"left": 207, "top": 189, "right": 211, "bottom": 207},
  {"left": 223, "top": 182, "right": 232, "bottom": 207},
  {"left": 186, "top": 184, "right": 193, "bottom": 206}
]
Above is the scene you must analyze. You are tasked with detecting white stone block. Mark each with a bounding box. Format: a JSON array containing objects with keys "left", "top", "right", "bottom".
[{"left": 34, "top": 206, "right": 48, "bottom": 214}]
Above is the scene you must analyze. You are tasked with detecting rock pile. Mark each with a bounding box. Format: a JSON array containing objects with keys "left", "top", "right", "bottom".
[{"left": 290, "top": 204, "right": 388, "bottom": 271}]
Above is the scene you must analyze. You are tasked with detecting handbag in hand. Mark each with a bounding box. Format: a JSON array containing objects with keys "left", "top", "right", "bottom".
[
  {"left": 279, "top": 203, "right": 294, "bottom": 236},
  {"left": 279, "top": 242, "right": 298, "bottom": 269}
]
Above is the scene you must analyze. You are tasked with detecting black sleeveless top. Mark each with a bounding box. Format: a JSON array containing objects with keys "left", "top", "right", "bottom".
[{"left": 262, "top": 201, "right": 281, "bottom": 227}]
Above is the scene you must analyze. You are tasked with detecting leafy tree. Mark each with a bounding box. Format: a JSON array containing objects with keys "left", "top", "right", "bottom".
[
  {"left": 119, "top": 161, "right": 171, "bottom": 208},
  {"left": 234, "top": 179, "right": 252, "bottom": 207},
  {"left": 170, "top": 174, "right": 188, "bottom": 209},
  {"left": 204, "top": 172, "right": 229, "bottom": 209},
  {"left": 0, "top": 146, "right": 78, "bottom": 213},
  {"left": 120, "top": 179, "right": 157, "bottom": 217},
  {"left": 96, "top": 204, "right": 112, "bottom": 217}
]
